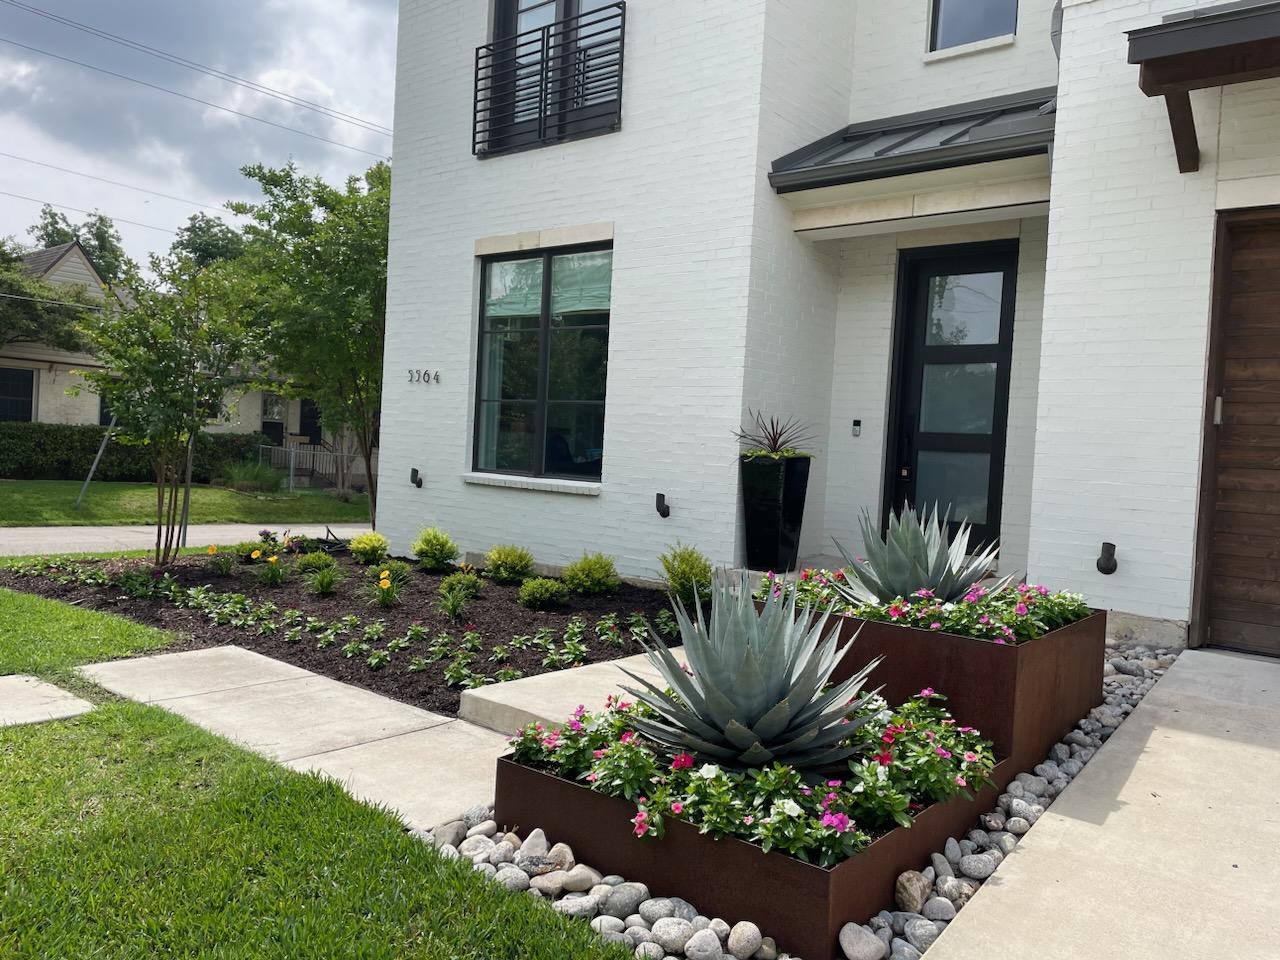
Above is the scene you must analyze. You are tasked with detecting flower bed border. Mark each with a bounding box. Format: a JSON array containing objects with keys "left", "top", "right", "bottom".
[
  {"left": 830, "top": 611, "right": 1107, "bottom": 779},
  {"left": 494, "top": 755, "right": 1010, "bottom": 960}
]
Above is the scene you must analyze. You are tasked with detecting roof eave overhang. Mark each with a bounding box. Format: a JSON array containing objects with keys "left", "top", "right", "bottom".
[
  {"left": 769, "top": 134, "right": 1053, "bottom": 195},
  {"left": 1127, "top": 2, "right": 1280, "bottom": 174}
]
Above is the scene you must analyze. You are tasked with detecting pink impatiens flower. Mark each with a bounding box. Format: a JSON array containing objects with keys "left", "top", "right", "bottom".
[
  {"left": 821, "top": 811, "right": 852, "bottom": 833},
  {"left": 919, "top": 687, "right": 935, "bottom": 698},
  {"left": 1015, "top": 602, "right": 1029, "bottom": 616},
  {"left": 670, "top": 752, "right": 694, "bottom": 770},
  {"left": 955, "top": 775, "right": 967, "bottom": 787},
  {"left": 935, "top": 747, "right": 952, "bottom": 759},
  {"left": 631, "top": 810, "right": 649, "bottom": 837},
  {"left": 619, "top": 731, "right": 636, "bottom": 745},
  {"left": 964, "top": 751, "right": 979, "bottom": 762},
  {"left": 592, "top": 748, "right": 608, "bottom": 759},
  {"left": 743, "top": 815, "right": 755, "bottom": 826},
  {"left": 670, "top": 802, "right": 684, "bottom": 814}
]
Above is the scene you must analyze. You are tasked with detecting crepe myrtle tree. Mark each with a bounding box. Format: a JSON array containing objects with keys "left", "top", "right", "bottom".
[
  {"left": 78, "top": 254, "right": 262, "bottom": 565},
  {"left": 229, "top": 160, "right": 388, "bottom": 524}
]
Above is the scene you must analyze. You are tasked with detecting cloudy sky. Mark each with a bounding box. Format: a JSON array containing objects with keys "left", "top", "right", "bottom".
[{"left": 0, "top": 0, "right": 397, "bottom": 264}]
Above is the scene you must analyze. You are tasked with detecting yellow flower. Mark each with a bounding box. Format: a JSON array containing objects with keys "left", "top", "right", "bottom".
[
  {"left": 379, "top": 570, "right": 389, "bottom": 579},
  {"left": 267, "top": 555, "right": 279, "bottom": 564},
  {"left": 207, "top": 545, "right": 218, "bottom": 555},
  {"left": 378, "top": 578, "right": 391, "bottom": 590},
  {"left": 251, "top": 549, "right": 261, "bottom": 559}
]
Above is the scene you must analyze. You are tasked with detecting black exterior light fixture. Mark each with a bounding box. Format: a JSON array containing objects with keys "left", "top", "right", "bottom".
[
  {"left": 1096, "top": 542, "right": 1118, "bottom": 575},
  {"left": 410, "top": 468, "right": 423, "bottom": 489},
  {"left": 655, "top": 493, "right": 671, "bottom": 518}
]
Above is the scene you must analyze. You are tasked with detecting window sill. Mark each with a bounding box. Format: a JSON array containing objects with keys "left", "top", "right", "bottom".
[
  {"left": 924, "top": 34, "right": 1016, "bottom": 63},
  {"left": 462, "top": 472, "right": 601, "bottom": 496}
]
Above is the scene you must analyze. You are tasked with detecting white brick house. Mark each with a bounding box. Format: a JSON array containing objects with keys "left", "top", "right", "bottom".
[{"left": 381, "top": 0, "right": 1280, "bottom": 655}]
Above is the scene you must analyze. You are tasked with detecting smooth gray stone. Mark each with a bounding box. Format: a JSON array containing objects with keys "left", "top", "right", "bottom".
[
  {"left": 894, "top": 871, "right": 932, "bottom": 913},
  {"left": 592, "top": 917, "right": 626, "bottom": 935},
  {"left": 519, "top": 828, "right": 549, "bottom": 856},
  {"left": 651, "top": 917, "right": 696, "bottom": 953},
  {"left": 959, "top": 853, "right": 996, "bottom": 880},
  {"left": 922, "top": 897, "right": 955, "bottom": 921},
  {"left": 460, "top": 804, "right": 491, "bottom": 828},
  {"left": 930, "top": 853, "right": 954, "bottom": 878},
  {"left": 669, "top": 897, "right": 699, "bottom": 921},
  {"left": 639, "top": 898, "right": 675, "bottom": 923},
  {"left": 466, "top": 819, "right": 498, "bottom": 838},
  {"left": 838, "top": 922, "right": 887, "bottom": 960},
  {"left": 494, "top": 867, "right": 529, "bottom": 891},
  {"left": 904, "top": 917, "right": 940, "bottom": 952},
  {"left": 604, "top": 882, "right": 651, "bottom": 919},
  {"left": 552, "top": 895, "right": 600, "bottom": 918},
  {"left": 943, "top": 837, "right": 962, "bottom": 864},
  {"left": 890, "top": 937, "right": 922, "bottom": 960},
  {"left": 683, "top": 928, "right": 723, "bottom": 960},
  {"left": 634, "top": 943, "right": 664, "bottom": 960},
  {"left": 434, "top": 820, "right": 466, "bottom": 849},
  {"left": 727, "top": 921, "right": 762, "bottom": 959}
]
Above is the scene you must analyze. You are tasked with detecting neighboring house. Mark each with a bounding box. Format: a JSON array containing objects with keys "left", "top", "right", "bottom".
[
  {"left": 381, "top": 0, "right": 1280, "bottom": 654},
  {"left": 7, "top": 241, "right": 373, "bottom": 487}
]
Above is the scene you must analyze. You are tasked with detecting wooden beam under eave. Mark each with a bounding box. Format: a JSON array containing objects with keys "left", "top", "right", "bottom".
[{"left": 1164, "top": 91, "right": 1200, "bottom": 174}]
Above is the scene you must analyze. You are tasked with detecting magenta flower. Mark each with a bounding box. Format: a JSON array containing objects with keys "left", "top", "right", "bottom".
[
  {"left": 670, "top": 752, "right": 694, "bottom": 770},
  {"left": 743, "top": 815, "right": 755, "bottom": 826},
  {"left": 935, "top": 747, "right": 952, "bottom": 758},
  {"left": 1015, "top": 602, "right": 1029, "bottom": 616},
  {"left": 826, "top": 779, "right": 843, "bottom": 788},
  {"left": 963, "top": 751, "right": 978, "bottom": 762},
  {"left": 930, "top": 622, "right": 941, "bottom": 630},
  {"left": 670, "top": 802, "right": 684, "bottom": 814},
  {"left": 919, "top": 687, "right": 935, "bottom": 697},
  {"left": 619, "top": 731, "right": 635, "bottom": 744},
  {"left": 821, "top": 811, "right": 852, "bottom": 833},
  {"left": 955, "top": 775, "right": 967, "bottom": 787}
]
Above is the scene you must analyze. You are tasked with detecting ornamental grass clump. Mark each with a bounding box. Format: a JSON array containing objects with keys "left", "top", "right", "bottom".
[
  {"left": 832, "top": 503, "right": 1008, "bottom": 605},
  {"left": 306, "top": 565, "right": 343, "bottom": 596},
  {"left": 621, "top": 569, "right": 880, "bottom": 770}
]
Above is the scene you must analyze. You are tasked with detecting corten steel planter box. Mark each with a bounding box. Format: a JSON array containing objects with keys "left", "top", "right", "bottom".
[
  {"left": 495, "top": 756, "right": 1009, "bottom": 960},
  {"left": 829, "top": 611, "right": 1107, "bottom": 780}
]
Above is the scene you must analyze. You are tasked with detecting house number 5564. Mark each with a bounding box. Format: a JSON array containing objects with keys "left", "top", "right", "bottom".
[{"left": 408, "top": 369, "right": 440, "bottom": 384}]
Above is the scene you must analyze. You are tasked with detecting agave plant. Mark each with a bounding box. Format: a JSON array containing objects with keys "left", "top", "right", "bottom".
[
  {"left": 620, "top": 570, "right": 880, "bottom": 770},
  {"left": 832, "top": 503, "right": 1009, "bottom": 605}
]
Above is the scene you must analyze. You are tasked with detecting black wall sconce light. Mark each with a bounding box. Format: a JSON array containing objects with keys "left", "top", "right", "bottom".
[
  {"left": 655, "top": 493, "right": 670, "bottom": 519},
  {"left": 410, "top": 468, "right": 423, "bottom": 489},
  {"left": 1096, "top": 542, "right": 1117, "bottom": 575}
]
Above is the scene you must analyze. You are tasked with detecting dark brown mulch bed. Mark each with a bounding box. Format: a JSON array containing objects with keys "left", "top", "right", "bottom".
[{"left": 0, "top": 553, "right": 675, "bottom": 716}]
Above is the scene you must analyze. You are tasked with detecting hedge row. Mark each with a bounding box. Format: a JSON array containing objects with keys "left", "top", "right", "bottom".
[{"left": 0, "top": 422, "right": 271, "bottom": 483}]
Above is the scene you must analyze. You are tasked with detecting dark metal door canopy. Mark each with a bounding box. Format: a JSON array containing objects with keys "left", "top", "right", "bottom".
[{"left": 1128, "top": 1, "right": 1280, "bottom": 174}]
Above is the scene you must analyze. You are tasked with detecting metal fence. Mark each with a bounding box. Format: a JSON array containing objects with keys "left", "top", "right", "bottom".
[{"left": 257, "top": 443, "right": 362, "bottom": 493}]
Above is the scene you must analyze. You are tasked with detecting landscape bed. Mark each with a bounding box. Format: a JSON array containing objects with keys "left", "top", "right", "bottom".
[
  {"left": 0, "top": 552, "right": 674, "bottom": 716},
  {"left": 495, "top": 755, "right": 1009, "bottom": 960}
]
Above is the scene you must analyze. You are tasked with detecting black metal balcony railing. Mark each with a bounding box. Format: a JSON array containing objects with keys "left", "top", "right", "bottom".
[{"left": 473, "top": 3, "right": 626, "bottom": 157}]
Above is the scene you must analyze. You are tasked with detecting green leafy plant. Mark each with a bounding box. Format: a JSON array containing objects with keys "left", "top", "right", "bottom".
[
  {"left": 460, "top": 629, "right": 483, "bottom": 653},
  {"left": 370, "top": 559, "right": 413, "bottom": 589},
  {"left": 385, "top": 635, "right": 412, "bottom": 653},
  {"left": 494, "top": 666, "right": 524, "bottom": 683},
  {"left": 315, "top": 628, "right": 338, "bottom": 649},
  {"left": 595, "top": 613, "right": 622, "bottom": 648},
  {"left": 658, "top": 543, "right": 712, "bottom": 608},
  {"left": 296, "top": 551, "right": 337, "bottom": 573},
  {"left": 406, "top": 656, "right": 431, "bottom": 673},
  {"left": 832, "top": 503, "right": 1008, "bottom": 605},
  {"left": 348, "top": 531, "right": 389, "bottom": 566},
  {"left": 424, "top": 631, "right": 454, "bottom": 662},
  {"left": 439, "top": 571, "right": 483, "bottom": 599},
  {"left": 404, "top": 624, "right": 427, "bottom": 644},
  {"left": 622, "top": 570, "right": 880, "bottom": 769},
  {"left": 485, "top": 544, "right": 534, "bottom": 584},
  {"left": 412, "top": 527, "right": 460, "bottom": 572},
  {"left": 256, "top": 554, "right": 286, "bottom": 586},
  {"left": 366, "top": 649, "right": 391, "bottom": 670},
  {"left": 518, "top": 577, "right": 569, "bottom": 610},
  {"left": 509, "top": 634, "right": 533, "bottom": 651},
  {"left": 654, "top": 608, "right": 679, "bottom": 640},
  {"left": 362, "top": 621, "right": 386, "bottom": 644},
  {"left": 562, "top": 552, "right": 620, "bottom": 595},
  {"left": 204, "top": 545, "right": 234, "bottom": 576},
  {"left": 489, "top": 644, "right": 510, "bottom": 663},
  {"left": 562, "top": 617, "right": 586, "bottom": 645},
  {"left": 733, "top": 409, "right": 816, "bottom": 460},
  {"left": 223, "top": 460, "right": 283, "bottom": 493},
  {"left": 436, "top": 584, "right": 469, "bottom": 620},
  {"left": 341, "top": 639, "right": 370, "bottom": 659},
  {"left": 283, "top": 626, "right": 303, "bottom": 644},
  {"left": 532, "top": 628, "right": 557, "bottom": 652},
  {"left": 306, "top": 565, "right": 343, "bottom": 596},
  {"left": 626, "top": 612, "right": 650, "bottom": 646}
]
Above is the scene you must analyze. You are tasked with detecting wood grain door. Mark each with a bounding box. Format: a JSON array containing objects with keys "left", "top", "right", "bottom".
[{"left": 1198, "top": 212, "right": 1280, "bottom": 656}]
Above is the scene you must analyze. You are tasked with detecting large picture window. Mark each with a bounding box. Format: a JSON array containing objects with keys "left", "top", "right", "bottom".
[
  {"left": 930, "top": 0, "right": 1018, "bottom": 51},
  {"left": 475, "top": 245, "right": 611, "bottom": 480},
  {"left": 0, "top": 367, "right": 34, "bottom": 422}
]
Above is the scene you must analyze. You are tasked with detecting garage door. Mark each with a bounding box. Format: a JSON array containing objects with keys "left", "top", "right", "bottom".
[{"left": 1204, "top": 216, "right": 1280, "bottom": 656}]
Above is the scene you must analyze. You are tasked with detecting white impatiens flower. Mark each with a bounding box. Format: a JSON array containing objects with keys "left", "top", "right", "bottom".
[
  {"left": 779, "top": 799, "right": 802, "bottom": 817},
  {"left": 698, "top": 763, "right": 721, "bottom": 780}
]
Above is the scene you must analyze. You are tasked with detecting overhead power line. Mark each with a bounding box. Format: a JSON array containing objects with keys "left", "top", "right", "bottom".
[
  {"left": 0, "top": 0, "right": 393, "bottom": 137},
  {"left": 0, "top": 36, "right": 388, "bottom": 160},
  {"left": 0, "top": 291, "right": 102, "bottom": 311},
  {"left": 0, "top": 152, "right": 229, "bottom": 214},
  {"left": 0, "top": 189, "right": 178, "bottom": 234}
]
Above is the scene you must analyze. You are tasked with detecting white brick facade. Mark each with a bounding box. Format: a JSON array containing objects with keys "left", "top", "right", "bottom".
[{"left": 383, "top": 0, "right": 1280, "bottom": 641}]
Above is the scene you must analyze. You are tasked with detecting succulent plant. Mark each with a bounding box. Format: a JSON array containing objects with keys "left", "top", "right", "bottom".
[
  {"left": 832, "top": 503, "right": 1009, "bottom": 605},
  {"left": 620, "top": 570, "right": 881, "bottom": 770}
]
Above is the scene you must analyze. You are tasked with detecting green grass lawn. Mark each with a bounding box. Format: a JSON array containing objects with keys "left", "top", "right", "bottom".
[
  {"left": 0, "top": 479, "right": 370, "bottom": 527},
  {"left": 0, "top": 591, "right": 626, "bottom": 960}
]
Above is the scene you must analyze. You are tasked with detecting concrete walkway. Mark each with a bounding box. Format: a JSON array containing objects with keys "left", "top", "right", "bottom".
[
  {"left": 0, "top": 675, "right": 93, "bottom": 726},
  {"left": 80, "top": 646, "right": 508, "bottom": 829},
  {"left": 0, "top": 523, "right": 367, "bottom": 557},
  {"left": 930, "top": 649, "right": 1280, "bottom": 960}
]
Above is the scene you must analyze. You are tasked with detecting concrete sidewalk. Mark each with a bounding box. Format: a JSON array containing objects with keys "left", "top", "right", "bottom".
[
  {"left": 929, "top": 649, "right": 1280, "bottom": 960},
  {"left": 0, "top": 523, "right": 367, "bottom": 557},
  {"left": 80, "top": 646, "right": 508, "bottom": 829}
]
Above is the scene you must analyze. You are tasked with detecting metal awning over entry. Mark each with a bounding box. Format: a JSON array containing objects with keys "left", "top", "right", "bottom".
[
  {"left": 1128, "top": 0, "right": 1280, "bottom": 173},
  {"left": 770, "top": 88, "right": 1056, "bottom": 195}
]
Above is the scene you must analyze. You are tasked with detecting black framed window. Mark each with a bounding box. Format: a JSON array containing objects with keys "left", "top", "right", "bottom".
[
  {"left": 475, "top": 244, "right": 611, "bottom": 480},
  {"left": 0, "top": 367, "right": 34, "bottom": 422},
  {"left": 98, "top": 393, "right": 113, "bottom": 427},
  {"left": 930, "top": 0, "right": 1018, "bottom": 51}
]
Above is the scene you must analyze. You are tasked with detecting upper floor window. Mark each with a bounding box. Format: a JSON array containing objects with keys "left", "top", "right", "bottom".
[
  {"left": 474, "top": 1, "right": 626, "bottom": 156},
  {"left": 930, "top": 0, "right": 1018, "bottom": 51},
  {"left": 475, "top": 246, "right": 612, "bottom": 480}
]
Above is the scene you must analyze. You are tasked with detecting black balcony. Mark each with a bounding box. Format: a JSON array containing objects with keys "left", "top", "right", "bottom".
[{"left": 473, "top": 2, "right": 626, "bottom": 157}]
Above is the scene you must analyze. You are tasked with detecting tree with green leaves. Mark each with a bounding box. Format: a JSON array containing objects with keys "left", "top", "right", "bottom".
[
  {"left": 171, "top": 212, "right": 245, "bottom": 268},
  {"left": 0, "top": 238, "right": 93, "bottom": 351},
  {"left": 28, "top": 205, "right": 130, "bottom": 283},
  {"left": 78, "top": 254, "right": 262, "bottom": 565},
  {"left": 229, "top": 161, "right": 388, "bottom": 523}
]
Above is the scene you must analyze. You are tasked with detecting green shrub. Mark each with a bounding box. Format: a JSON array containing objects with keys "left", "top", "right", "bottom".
[
  {"left": 256, "top": 553, "right": 286, "bottom": 586},
  {"left": 562, "top": 552, "right": 621, "bottom": 595},
  {"left": 659, "top": 543, "right": 712, "bottom": 608},
  {"left": 348, "top": 531, "right": 389, "bottom": 565},
  {"left": 223, "top": 460, "right": 282, "bottom": 493},
  {"left": 439, "top": 571, "right": 483, "bottom": 599},
  {"left": 518, "top": 577, "right": 569, "bottom": 610},
  {"left": 0, "top": 421, "right": 267, "bottom": 482},
  {"left": 306, "top": 565, "right": 342, "bottom": 596},
  {"left": 412, "top": 527, "right": 459, "bottom": 572},
  {"left": 295, "top": 551, "right": 337, "bottom": 573},
  {"left": 486, "top": 544, "right": 534, "bottom": 584},
  {"left": 229, "top": 541, "right": 268, "bottom": 562},
  {"left": 370, "top": 559, "right": 413, "bottom": 589}
]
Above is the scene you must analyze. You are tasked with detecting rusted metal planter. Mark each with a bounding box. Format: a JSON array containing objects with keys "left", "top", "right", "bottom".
[
  {"left": 830, "top": 611, "right": 1106, "bottom": 780},
  {"left": 495, "top": 756, "right": 1009, "bottom": 960}
]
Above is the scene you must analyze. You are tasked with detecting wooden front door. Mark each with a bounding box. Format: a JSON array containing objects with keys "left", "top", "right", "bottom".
[{"left": 1199, "top": 212, "right": 1280, "bottom": 656}]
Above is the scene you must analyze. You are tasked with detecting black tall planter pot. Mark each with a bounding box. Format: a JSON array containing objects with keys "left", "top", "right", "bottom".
[{"left": 741, "top": 455, "right": 810, "bottom": 572}]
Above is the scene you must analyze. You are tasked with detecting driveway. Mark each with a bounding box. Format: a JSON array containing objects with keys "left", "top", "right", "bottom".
[{"left": 0, "top": 523, "right": 369, "bottom": 557}]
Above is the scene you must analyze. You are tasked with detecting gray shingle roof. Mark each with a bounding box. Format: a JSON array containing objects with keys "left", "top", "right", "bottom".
[
  {"left": 19, "top": 240, "right": 78, "bottom": 278},
  {"left": 770, "top": 87, "right": 1057, "bottom": 194}
]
